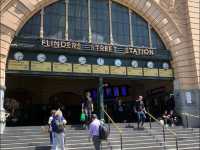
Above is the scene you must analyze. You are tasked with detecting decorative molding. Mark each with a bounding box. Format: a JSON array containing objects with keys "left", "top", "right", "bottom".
[{"left": 160, "top": 0, "right": 175, "bottom": 9}]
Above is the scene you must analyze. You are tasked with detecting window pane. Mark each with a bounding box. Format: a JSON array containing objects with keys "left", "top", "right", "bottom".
[
  {"left": 91, "top": 0, "right": 109, "bottom": 44},
  {"left": 112, "top": 2, "right": 130, "bottom": 45},
  {"left": 68, "top": 0, "right": 88, "bottom": 42},
  {"left": 151, "top": 28, "right": 166, "bottom": 49},
  {"left": 18, "top": 11, "right": 41, "bottom": 38},
  {"left": 132, "top": 12, "right": 149, "bottom": 47},
  {"left": 44, "top": 0, "right": 66, "bottom": 39}
]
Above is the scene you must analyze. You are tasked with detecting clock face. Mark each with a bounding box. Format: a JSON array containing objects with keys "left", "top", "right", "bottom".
[
  {"left": 147, "top": 61, "right": 154, "bottom": 68},
  {"left": 163, "top": 62, "right": 169, "bottom": 69},
  {"left": 14, "top": 52, "right": 24, "bottom": 61},
  {"left": 97, "top": 58, "right": 104, "bottom": 65},
  {"left": 131, "top": 60, "right": 138, "bottom": 68},
  {"left": 37, "top": 53, "right": 46, "bottom": 62},
  {"left": 115, "top": 59, "right": 122, "bottom": 66},
  {"left": 58, "top": 55, "right": 67, "bottom": 63},
  {"left": 78, "top": 56, "right": 86, "bottom": 64}
]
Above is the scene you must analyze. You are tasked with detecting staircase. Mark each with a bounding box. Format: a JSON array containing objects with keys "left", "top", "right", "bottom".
[
  {"left": 147, "top": 125, "right": 200, "bottom": 150},
  {"left": 0, "top": 123, "right": 199, "bottom": 150}
]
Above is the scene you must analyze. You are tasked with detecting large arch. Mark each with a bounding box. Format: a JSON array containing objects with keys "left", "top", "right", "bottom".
[
  {"left": 1, "top": 0, "right": 197, "bottom": 89},
  {"left": 0, "top": 0, "right": 199, "bottom": 132}
]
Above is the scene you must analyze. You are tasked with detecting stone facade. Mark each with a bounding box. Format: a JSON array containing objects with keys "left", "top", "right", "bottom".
[{"left": 0, "top": 0, "right": 199, "bottom": 129}]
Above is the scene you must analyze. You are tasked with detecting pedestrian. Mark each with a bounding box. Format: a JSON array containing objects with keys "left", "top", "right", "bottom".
[
  {"left": 53, "top": 109, "right": 67, "bottom": 150},
  {"left": 117, "top": 100, "right": 125, "bottom": 122},
  {"left": 168, "top": 110, "right": 176, "bottom": 127},
  {"left": 162, "top": 110, "right": 170, "bottom": 127},
  {"left": 89, "top": 114, "right": 101, "bottom": 150},
  {"left": 81, "top": 91, "right": 94, "bottom": 122},
  {"left": 48, "top": 110, "right": 56, "bottom": 148},
  {"left": 134, "top": 96, "right": 146, "bottom": 129}
]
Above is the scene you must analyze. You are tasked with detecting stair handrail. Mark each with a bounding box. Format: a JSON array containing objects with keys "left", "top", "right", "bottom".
[
  {"left": 103, "top": 109, "right": 123, "bottom": 150},
  {"left": 182, "top": 112, "right": 200, "bottom": 119},
  {"left": 146, "top": 111, "right": 179, "bottom": 150},
  {"left": 181, "top": 112, "right": 200, "bottom": 149},
  {"left": 181, "top": 112, "right": 200, "bottom": 128}
]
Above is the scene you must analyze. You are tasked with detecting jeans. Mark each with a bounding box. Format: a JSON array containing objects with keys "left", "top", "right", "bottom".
[
  {"left": 51, "top": 132, "right": 56, "bottom": 150},
  {"left": 55, "top": 132, "right": 65, "bottom": 150},
  {"left": 137, "top": 111, "right": 146, "bottom": 126},
  {"left": 92, "top": 136, "right": 101, "bottom": 150}
]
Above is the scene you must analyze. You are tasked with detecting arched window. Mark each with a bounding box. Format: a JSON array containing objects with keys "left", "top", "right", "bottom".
[
  {"left": 91, "top": 0, "right": 109, "bottom": 44},
  {"left": 17, "top": 0, "right": 166, "bottom": 50},
  {"left": 112, "top": 2, "right": 129, "bottom": 45},
  {"left": 44, "top": 0, "right": 66, "bottom": 39}
]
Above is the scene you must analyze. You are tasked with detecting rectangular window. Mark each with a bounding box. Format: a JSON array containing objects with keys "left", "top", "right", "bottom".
[
  {"left": 68, "top": 0, "right": 88, "bottom": 42},
  {"left": 111, "top": 3, "right": 130, "bottom": 45},
  {"left": 132, "top": 12, "right": 149, "bottom": 47},
  {"left": 44, "top": 1, "right": 66, "bottom": 39},
  {"left": 91, "top": 0, "right": 109, "bottom": 44}
]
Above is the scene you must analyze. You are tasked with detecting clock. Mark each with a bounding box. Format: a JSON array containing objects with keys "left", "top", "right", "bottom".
[
  {"left": 37, "top": 53, "right": 46, "bottom": 62},
  {"left": 131, "top": 60, "right": 138, "bottom": 68},
  {"left": 78, "top": 56, "right": 86, "bottom": 64},
  {"left": 163, "top": 62, "right": 169, "bottom": 69},
  {"left": 115, "top": 59, "right": 122, "bottom": 66},
  {"left": 147, "top": 61, "right": 154, "bottom": 68},
  {"left": 58, "top": 55, "right": 67, "bottom": 63},
  {"left": 97, "top": 58, "right": 104, "bottom": 65},
  {"left": 14, "top": 52, "right": 24, "bottom": 61}
]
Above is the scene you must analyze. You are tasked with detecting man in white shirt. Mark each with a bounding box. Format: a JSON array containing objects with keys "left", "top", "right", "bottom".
[{"left": 89, "top": 114, "right": 101, "bottom": 150}]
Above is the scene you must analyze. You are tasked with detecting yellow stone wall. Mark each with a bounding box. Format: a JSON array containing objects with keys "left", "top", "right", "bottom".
[{"left": 0, "top": 0, "right": 199, "bottom": 90}]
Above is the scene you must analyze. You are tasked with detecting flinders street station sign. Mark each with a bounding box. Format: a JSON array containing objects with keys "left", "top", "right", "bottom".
[
  {"left": 8, "top": 37, "right": 173, "bottom": 79},
  {"left": 41, "top": 39, "right": 155, "bottom": 56}
]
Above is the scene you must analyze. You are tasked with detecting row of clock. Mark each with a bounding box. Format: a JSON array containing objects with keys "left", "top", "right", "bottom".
[{"left": 13, "top": 51, "right": 170, "bottom": 69}]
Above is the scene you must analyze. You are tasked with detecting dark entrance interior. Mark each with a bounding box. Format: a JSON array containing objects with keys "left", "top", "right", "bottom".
[{"left": 5, "top": 74, "right": 173, "bottom": 126}]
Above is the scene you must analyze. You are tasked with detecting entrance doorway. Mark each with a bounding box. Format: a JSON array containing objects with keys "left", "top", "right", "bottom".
[{"left": 5, "top": 74, "right": 173, "bottom": 126}]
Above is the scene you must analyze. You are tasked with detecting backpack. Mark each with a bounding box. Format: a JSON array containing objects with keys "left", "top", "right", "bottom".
[
  {"left": 99, "top": 122, "right": 109, "bottom": 140},
  {"left": 55, "top": 117, "right": 65, "bottom": 133}
]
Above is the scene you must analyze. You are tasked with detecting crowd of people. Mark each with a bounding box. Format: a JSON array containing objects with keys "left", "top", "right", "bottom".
[
  {"left": 5, "top": 91, "right": 176, "bottom": 150},
  {"left": 47, "top": 94, "right": 149, "bottom": 150}
]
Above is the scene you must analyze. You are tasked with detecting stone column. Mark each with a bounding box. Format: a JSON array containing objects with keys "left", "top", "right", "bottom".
[
  {"left": 174, "top": 80, "right": 200, "bottom": 128},
  {"left": 0, "top": 86, "right": 6, "bottom": 134}
]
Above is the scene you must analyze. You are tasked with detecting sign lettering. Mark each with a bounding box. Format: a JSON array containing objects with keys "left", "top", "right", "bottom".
[{"left": 41, "top": 39, "right": 155, "bottom": 56}]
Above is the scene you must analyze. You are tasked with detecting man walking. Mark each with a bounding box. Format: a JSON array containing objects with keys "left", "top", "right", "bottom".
[
  {"left": 89, "top": 114, "right": 101, "bottom": 150},
  {"left": 134, "top": 96, "right": 146, "bottom": 129}
]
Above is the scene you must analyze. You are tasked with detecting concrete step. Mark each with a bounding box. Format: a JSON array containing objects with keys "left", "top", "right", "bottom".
[{"left": 1, "top": 123, "right": 199, "bottom": 150}]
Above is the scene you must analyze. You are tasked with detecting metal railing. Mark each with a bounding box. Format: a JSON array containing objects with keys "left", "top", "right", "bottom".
[
  {"left": 146, "top": 111, "right": 179, "bottom": 150},
  {"left": 103, "top": 109, "right": 123, "bottom": 150},
  {"left": 182, "top": 112, "right": 200, "bottom": 128},
  {"left": 181, "top": 112, "right": 200, "bottom": 149}
]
